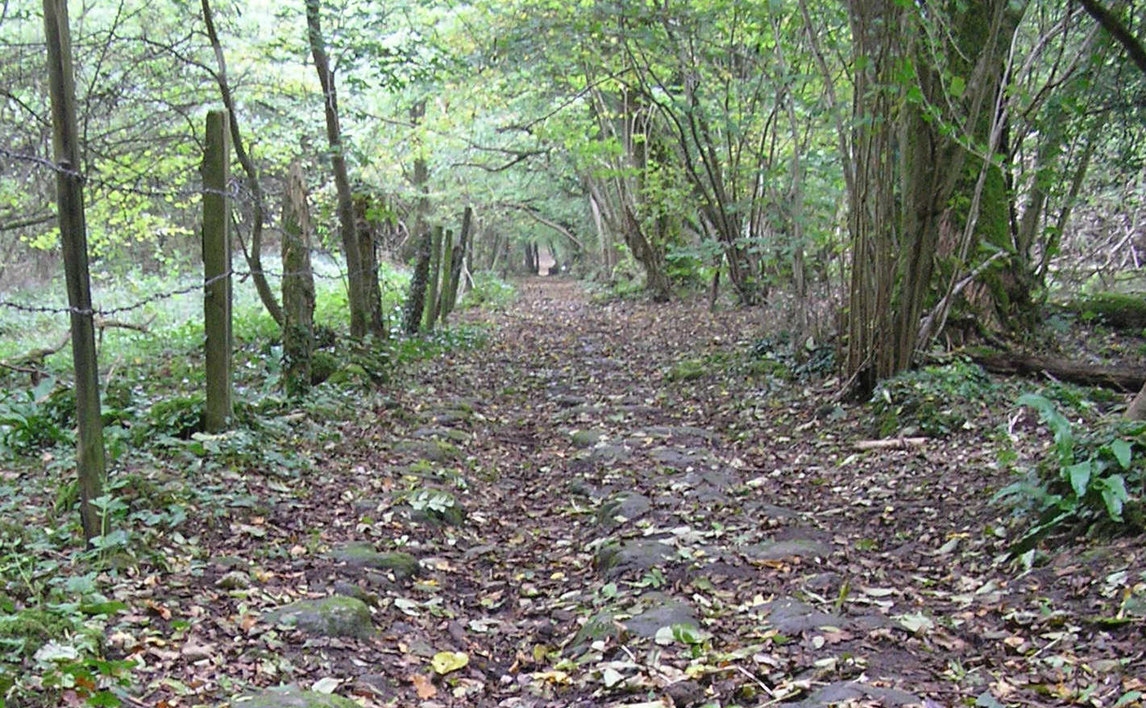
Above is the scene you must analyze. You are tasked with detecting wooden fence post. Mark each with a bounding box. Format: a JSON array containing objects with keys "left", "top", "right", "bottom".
[
  {"left": 203, "top": 110, "right": 232, "bottom": 432},
  {"left": 43, "top": 0, "right": 106, "bottom": 543}
]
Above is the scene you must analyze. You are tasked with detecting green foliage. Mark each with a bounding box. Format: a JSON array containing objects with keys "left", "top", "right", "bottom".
[
  {"left": 665, "top": 359, "right": 710, "bottom": 383},
  {"left": 461, "top": 272, "right": 516, "bottom": 310},
  {"left": 871, "top": 359, "right": 999, "bottom": 438},
  {"left": 144, "top": 395, "right": 206, "bottom": 441},
  {"left": 0, "top": 551, "right": 131, "bottom": 708},
  {"left": 387, "top": 325, "right": 489, "bottom": 366},
  {"left": 995, "top": 394, "right": 1145, "bottom": 556},
  {"left": 751, "top": 335, "right": 836, "bottom": 382},
  {"left": 0, "top": 379, "right": 74, "bottom": 458}
]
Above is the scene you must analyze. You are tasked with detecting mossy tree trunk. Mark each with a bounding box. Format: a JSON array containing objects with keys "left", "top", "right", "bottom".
[
  {"left": 403, "top": 101, "right": 432, "bottom": 335},
  {"left": 282, "top": 160, "right": 316, "bottom": 397},
  {"left": 354, "top": 194, "right": 386, "bottom": 338},
  {"left": 843, "top": 0, "right": 1020, "bottom": 397},
  {"left": 202, "top": 111, "right": 234, "bottom": 433},
  {"left": 423, "top": 226, "right": 444, "bottom": 329}
]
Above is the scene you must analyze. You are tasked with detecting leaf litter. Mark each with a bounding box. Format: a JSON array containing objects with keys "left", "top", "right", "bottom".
[{"left": 17, "top": 278, "right": 1146, "bottom": 707}]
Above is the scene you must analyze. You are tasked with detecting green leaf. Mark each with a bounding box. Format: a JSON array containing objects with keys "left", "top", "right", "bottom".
[
  {"left": 1110, "top": 439, "right": 1132, "bottom": 469},
  {"left": 949, "top": 75, "right": 966, "bottom": 99},
  {"left": 895, "top": 612, "right": 934, "bottom": 634},
  {"left": 1115, "top": 691, "right": 1143, "bottom": 708},
  {"left": 79, "top": 600, "right": 128, "bottom": 617},
  {"left": 1066, "top": 461, "right": 1092, "bottom": 498},
  {"left": 85, "top": 691, "right": 122, "bottom": 707},
  {"left": 975, "top": 692, "right": 1006, "bottom": 708},
  {"left": 1099, "top": 475, "right": 1128, "bottom": 521}
]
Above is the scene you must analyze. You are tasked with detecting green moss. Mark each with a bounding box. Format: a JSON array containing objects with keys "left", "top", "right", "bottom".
[
  {"left": 1069, "top": 292, "right": 1146, "bottom": 331},
  {"left": 0, "top": 608, "right": 76, "bottom": 657},
  {"left": 666, "top": 359, "right": 708, "bottom": 382}
]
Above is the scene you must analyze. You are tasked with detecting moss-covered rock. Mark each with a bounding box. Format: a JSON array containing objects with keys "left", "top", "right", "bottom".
[
  {"left": 330, "top": 544, "right": 420, "bottom": 580},
  {"left": 266, "top": 596, "right": 373, "bottom": 638},
  {"left": 570, "top": 429, "right": 607, "bottom": 448}
]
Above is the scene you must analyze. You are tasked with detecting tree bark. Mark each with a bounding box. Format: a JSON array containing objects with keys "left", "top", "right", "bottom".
[
  {"left": 440, "top": 206, "right": 472, "bottom": 323},
  {"left": 354, "top": 194, "right": 386, "bottom": 337},
  {"left": 403, "top": 101, "right": 432, "bottom": 335},
  {"left": 305, "top": 0, "right": 367, "bottom": 338}
]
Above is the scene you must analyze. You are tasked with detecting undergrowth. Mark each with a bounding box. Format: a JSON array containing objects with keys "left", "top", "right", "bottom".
[
  {"left": 0, "top": 263, "right": 508, "bottom": 707},
  {"left": 996, "top": 392, "right": 1145, "bottom": 560}
]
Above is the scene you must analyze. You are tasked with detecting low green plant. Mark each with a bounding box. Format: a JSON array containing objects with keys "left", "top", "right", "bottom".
[
  {"left": 871, "top": 359, "right": 999, "bottom": 437},
  {"left": 995, "top": 393, "right": 1144, "bottom": 556},
  {"left": 0, "top": 570, "right": 132, "bottom": 707},
  {"left": 751, "top": 334, "right": 835, "bottom": 381},
  {"left": 461, "top": 272, "right": 516, "bottom": 309},
  {"left": 0, "top": 378, "right": 74, "bottom": 457}
]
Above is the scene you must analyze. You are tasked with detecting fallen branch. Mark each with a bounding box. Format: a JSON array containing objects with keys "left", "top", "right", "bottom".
[
  {"left": 968, "top": 350, "right": 1146, "bottom": 391},
  {"left": 854, "top": 437, "right": 928, "bottom": 451}
]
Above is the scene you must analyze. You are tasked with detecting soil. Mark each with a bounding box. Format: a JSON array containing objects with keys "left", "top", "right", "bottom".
[{"left": 123, "top": 278, "right": 1144, "bottom": 707}]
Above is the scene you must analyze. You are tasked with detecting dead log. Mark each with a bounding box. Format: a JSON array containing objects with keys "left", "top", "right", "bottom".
[{"left": 969, "top": 351, "right": 1146, "bottom": 392}]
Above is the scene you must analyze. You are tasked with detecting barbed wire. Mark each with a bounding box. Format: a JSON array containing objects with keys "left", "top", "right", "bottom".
[
  {"left": 0, "top": 261, "right": 405, "bottom": 319},
  {"left": 0, "top": 146, "right": 245, "bottom": 201},
  {"left": 0, "top": 143, "right": 431, "bottom": 327}
]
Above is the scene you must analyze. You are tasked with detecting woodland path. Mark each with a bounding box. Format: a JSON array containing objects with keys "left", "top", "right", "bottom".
[{"left": 161, "top": 278, "right": 1142, "bottom": 707}]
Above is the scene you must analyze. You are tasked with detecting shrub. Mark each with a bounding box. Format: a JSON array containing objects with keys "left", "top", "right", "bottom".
[{"left": 996, "top": 393, "right": 1144, "bottom": 556}]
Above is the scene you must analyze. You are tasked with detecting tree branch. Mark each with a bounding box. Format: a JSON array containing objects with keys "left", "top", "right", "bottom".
[{"left": 1077, "top": 0, "right": 1146, "bottom": 75}]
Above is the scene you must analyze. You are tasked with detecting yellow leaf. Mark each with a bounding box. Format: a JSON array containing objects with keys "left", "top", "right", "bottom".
[{"left": 431, "top": 651, "right": 469, "bottom": 675}]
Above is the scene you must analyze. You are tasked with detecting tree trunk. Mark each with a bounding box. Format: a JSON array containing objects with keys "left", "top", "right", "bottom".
[
  {"left": 403, "top": 101, "right": 432, "bottom": 335},
  {"left": 305, "top": 0, "right": 367, "bottom": 338},
  {"left": 404, "top": 223, "right": 432, "bottom": 335},
  {"left": 201, "top": 0, "right": 282, "bottom": 327},
  {"left": 424, "top": 226, "right": 444, "bottom": 329},
  {"left": 43, "top": 0, "right": 106, "bottom": 543},
  {"left": 843, "top": 0, "right": 904, "bottom": 397},
  {"left": 843, "top": 0, "right": 1019, "bottom": 397},
  {"left": 440, "top": 206, "right": 472, "bottom": 323},
  {"left": 354, "top": 194, "right": 386, "bottom": 337}
]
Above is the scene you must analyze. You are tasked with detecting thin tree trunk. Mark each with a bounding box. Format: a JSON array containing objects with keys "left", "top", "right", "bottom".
[
  {"left": 404, "top": 102, "right": 432, "bottom": 335},
  {"left": 201, "top": 0, "right": 282, "bottom": 327},
  {"left": 440, "top": 206, "right": 472, "bottom": 323},
  {"left": 305, "top": 0, "right": 367, "bottom": 337}
]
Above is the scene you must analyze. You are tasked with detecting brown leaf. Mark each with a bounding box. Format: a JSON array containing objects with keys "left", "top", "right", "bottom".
[{"left": 410, "top": 673, "right": 438, "bottom": 699}]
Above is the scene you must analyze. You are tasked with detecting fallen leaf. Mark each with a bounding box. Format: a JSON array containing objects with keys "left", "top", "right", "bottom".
[
  {"left": 410, "top": 673, "right": 437, "bottom": 699},
  {"left": 431, "top": 650, "right": 469, "bottom": 675},
  {"left": 312, "top": 677, "right": 341, "bottom": 694}
]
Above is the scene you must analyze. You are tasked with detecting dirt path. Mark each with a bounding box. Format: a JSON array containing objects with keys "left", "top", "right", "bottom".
[{"left": 166, "top": 278, "right": 1143, "bottom": 707}]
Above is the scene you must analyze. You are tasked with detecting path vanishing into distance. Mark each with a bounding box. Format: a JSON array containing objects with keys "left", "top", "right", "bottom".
[{"left": 147, "top": 277, "right": 1142, "bottom": 707}]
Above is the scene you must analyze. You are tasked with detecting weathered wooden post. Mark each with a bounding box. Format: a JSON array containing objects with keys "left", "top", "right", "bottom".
[
  {"left": 43, "top": 0, "right": 106, "bottom": 543},
  {"left": 203, "top": 110, "right": 232, "bottom": 432},
  {"left": 282, "top": 160, "right": 316, "bottom": 397}
]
